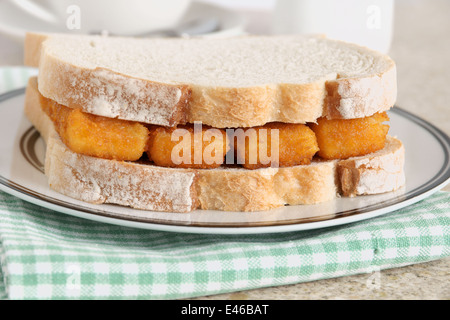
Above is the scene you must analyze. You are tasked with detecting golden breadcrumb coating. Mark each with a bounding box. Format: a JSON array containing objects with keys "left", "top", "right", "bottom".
[
  {"left": 310, "top": 112, "right": 390, "bottom": 160},
  {"left": 147, "top": 124, "right": 230, "bottom": 169},
  {"left": 41, "top": 96, "right": 149, "bottom": 161},
  {"left": 232, "top": 122, "right": 319, "bottom": 169},
  {"left": 39, "top": 89, "right": 389, "bottom": 169}
]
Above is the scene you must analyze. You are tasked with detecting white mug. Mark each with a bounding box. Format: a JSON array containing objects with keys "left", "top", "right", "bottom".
[
  {"left": 272, "top": 0, "right": 394, "bottom": 53},
  {"left": 7, "top": 0, "right": 192, "bottom": 35}
]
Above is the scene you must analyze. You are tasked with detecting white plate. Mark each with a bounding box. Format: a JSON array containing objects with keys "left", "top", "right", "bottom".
[
  {"left": 0, "top": 1, "right": 246, "bottom": 42},
  {"left": 0, "top": 88, "right": 449, "bottom": 234}
]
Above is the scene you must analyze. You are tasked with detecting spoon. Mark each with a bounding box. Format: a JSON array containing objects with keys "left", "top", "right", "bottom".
[{"left": 91, "top": 17, "right": 220, "bottom": 38}]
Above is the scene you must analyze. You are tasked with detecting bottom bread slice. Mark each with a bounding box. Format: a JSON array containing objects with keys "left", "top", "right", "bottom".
[{"left": 24, "top": 78, "right": 405, "bottom": 213}]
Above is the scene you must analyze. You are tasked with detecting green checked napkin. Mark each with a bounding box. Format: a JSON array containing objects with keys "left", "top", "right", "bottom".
[
  {"left": 0, "top": 67, "right": 449, "bottom": 300},
  {"left": 0, "top": 66, "right": 38, "bottom": 93},
  {"left": 0, "top": 191, "right": 449, "bottom": 300}
]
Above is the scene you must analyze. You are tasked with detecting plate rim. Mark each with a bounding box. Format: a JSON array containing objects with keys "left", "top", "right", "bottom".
[{"left": 0, "top": 87, "right": 449, "bottom": 235}]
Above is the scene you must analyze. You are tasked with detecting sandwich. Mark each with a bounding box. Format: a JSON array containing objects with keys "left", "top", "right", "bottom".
[{"left": 23, "top": 33, "right": 405, "bottom": 213}]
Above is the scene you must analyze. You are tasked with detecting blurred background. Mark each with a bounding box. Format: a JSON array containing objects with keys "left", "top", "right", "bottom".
[{"left": 0, "top": 0, "right": 449, "bottom": 139}]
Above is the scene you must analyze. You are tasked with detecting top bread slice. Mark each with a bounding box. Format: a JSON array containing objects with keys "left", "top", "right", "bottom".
[{"left": 24, "top": 33, "right": 397, "bottom": 128}]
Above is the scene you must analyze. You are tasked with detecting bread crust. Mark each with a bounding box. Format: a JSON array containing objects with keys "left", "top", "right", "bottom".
[
  {"left": 189, "top": 80, "right": 328, "bottom": 128},
  {"left": 25, "top": 32, "right": 397, "bottom": 128},
  {"left": 325, "top": 66, "right": 397, "bottom": 119},
  {"left": 45, "top": 135, "right": 199, "bottom": 213},
  {"left": 24, "top": 77, "right": 405, "bottom": 213},
  {"left": 38, "top": 53, "right": 192, "bottom": 127}
]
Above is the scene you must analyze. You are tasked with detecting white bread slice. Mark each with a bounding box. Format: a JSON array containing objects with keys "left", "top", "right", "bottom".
[
  {"left": 25, "top": 32, "right": 397, "bottom": 128},
  {"left": 24, "top": 77, "right": 405, "bottom": 213}
]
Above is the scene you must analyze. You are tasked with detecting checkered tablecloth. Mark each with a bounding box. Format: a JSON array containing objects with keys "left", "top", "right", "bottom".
[
  {"left": 0, "top": 67, "right": 449, "bottom": 300},
  {"left": 0, "top": 191, "right": 448, "bottom": 300}
]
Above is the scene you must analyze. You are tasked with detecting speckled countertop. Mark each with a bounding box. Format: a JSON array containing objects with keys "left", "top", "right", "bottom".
[
  {"left": 0, "top": 0, "right": 448, "bottom": 301},
  {"left": 194, "top": 0, "right": 450, "bottom": 300},
  {"left": 197, "top": 258, "right": 449, "bottom": 300}
]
